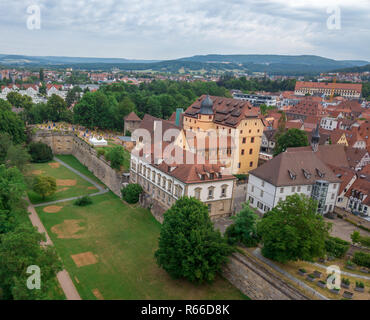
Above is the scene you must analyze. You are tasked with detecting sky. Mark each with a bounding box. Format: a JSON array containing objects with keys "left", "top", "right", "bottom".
[{"left": 0, "top": 0, "right": 369, "bottom": 61}]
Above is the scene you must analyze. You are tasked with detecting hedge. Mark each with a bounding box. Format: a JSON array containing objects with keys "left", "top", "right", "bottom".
[
  {"left": 121, "top": 184, "right": 143, "bottom": 204},
  {"left": 325, "top": 237, "right": 350, "bottom": 258},
  {"left": 352, "top": 252, "right": 370, "bottom": 268}
]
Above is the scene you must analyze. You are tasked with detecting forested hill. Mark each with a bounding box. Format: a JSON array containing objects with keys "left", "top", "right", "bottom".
[{"left": 1, "top": 53, "right": 368, "bottom": 75}]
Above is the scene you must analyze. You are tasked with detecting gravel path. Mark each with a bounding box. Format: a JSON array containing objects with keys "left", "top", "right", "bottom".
[
  {"left": 309, "top": 262, "right": 370, "bottom": 280},
  {"left": 253, "top": 248, "right": 329, "bottom": 300}
]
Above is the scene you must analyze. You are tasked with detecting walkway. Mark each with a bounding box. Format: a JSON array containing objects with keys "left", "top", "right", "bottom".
[
  {"left": 252, "top": 248, "right": 329, "bottom": 300},
  {"left": 309, "top": 262, "right": 370, "bottom": 281},
  {"left": 33, "top": 157, "right": 109, "bottom": 208},
  {"left": 27, "top": 198, "right": 81, "bottom": 300}
]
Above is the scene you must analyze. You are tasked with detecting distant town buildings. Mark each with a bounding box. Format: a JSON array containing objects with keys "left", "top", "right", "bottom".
[{"left": 294, "top": 81, "right": 362, "bottom": 99}]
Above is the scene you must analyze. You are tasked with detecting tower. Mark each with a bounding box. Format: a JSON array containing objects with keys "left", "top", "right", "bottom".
[{"left": 199, "top": 95, "right": 214, "bottom": 115}]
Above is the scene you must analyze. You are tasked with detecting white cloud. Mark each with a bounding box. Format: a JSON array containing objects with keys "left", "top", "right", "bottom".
[{"left": 0, "top": 0, "right": 368, "bottom": 60}]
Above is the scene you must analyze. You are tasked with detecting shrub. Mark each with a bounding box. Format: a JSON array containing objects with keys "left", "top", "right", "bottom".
[
  {"left": 97, "top": 149, "right": 105, "bottom": 158},
  {"left": 74, "top": 196, "right": 93, "bottom": 207},
  {"left": 351, "top": 231, "right": 370, "bottom": 248},
  {"left": 342, "top": 278, "right": 350, "bottom": 285},
  {"left": 352, "top": 251, "right": 370, "bottom": 268},
  {"left": 105, "top": 146, "right": 125, "bottom": 170},
  {"left": 299, "top": 268, "right": 307, "bottom": 273},
  {"left": 121, "top": 184, "right": 143, "bottom": 204},
  {"left": 233, "top": 174, "right": 247, "bottom": 181},
  {"left": 225, "top": 203, "right": 260, "bottom": 247},
  {"left": 355, "top": 281, "right": 364, "bottom": 288},
  {"left": 28, "top": 142, "right": 53, "bottom": 163},
  {"left": 325, "top": 237, "right": 350, "bottom": 258}
]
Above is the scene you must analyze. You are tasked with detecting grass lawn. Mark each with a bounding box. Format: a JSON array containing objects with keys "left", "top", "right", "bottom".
[
  {"left": 26, "top": 160, "right": 97, "bottom": 204},
  {"left": 36, "top": 192, "right": 246, "bottom": 300},
  {"left": 55, "top": 155, "right": 105, "bottom": 187}
]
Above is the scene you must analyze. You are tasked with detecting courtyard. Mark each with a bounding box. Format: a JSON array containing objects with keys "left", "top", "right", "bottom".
[{"left": 30, "top": 155, "right": 246, "bottom": 300}]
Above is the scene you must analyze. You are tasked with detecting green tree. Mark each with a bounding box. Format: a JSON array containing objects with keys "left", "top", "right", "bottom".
[
  {"left": 46, "top": 94, "right": 68, "bottom": 122},
  {"left": 121, "top": 184, "right": 143, "bottom": 204},
  {"left": 39, "top": 68, "right": 44, "bottom": 82},
  {"left": 105, "top": 146, "right": 125, "bottom": 170},
  {"left": 0, "top": 224, "right": 62, "bottom": 299},
  {"left": 274, "top": 128, "right": 309, "bottom": 156},
  {"left": 39, "top": 83, "right": 47, "bottom": 95},
  {"left": 28, "top": 142, "right": 53, "bottom": 163},
  {"left": 155, "top": 197, "right": 233, "bottom": 283},
  {"left": 0, "top": 165, "right": 26, "bottom": 212},
  {"left": 225, "top": 203, "right": 260, "bottom": 247},
  {"left": 32, "top": 176, "right": 57, "bottom": 200},
  {"left": 5, "top": 144, "right": 31, "bottom": 173},
  {"left": 257, "top": 194, "right": 330, "bottom": 263},
  {"left": 0, "top": 99, "right": 26, "bottom": 144},
  {"left": 0, "top": 133, "right": 12, "bottom": 163}
]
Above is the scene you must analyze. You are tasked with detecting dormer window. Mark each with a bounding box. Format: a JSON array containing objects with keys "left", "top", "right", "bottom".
[
  {"left": 316, "top": 168, "right": 325, "bottom": 178},
  {"left": 288, "top": 170, "right": 296, "bottom": 180},
  {"left": 302, "top": 169, "right": 311, "bottom": 179}
]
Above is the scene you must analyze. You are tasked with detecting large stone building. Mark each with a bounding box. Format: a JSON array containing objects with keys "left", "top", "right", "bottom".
[
  {"left": 294, "top": 81, "right": 362, "bottom": 99},
  {"left": 247, "top": 131, "right": 342, "bottom": 215},
  {"left": 130, "top": 148, "right": 236, "bottom": 219},
  {"left": 183, "top": 95, "right": 264, "bottom": 174}
]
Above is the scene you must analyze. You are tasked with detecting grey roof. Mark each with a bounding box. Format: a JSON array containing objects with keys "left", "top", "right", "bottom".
[
  {"left": 199, "top": 95, "right": 214, "bottom": 115},
  {"left": 250, "top": 150, "right": 341, "bottom": 187}
]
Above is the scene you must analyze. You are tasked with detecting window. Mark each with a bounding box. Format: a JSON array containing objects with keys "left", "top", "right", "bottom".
[
  {"left": 280, "top": 187, "right": 284, "bottom": 193},
  {"left": 333, "top": 184, "right": 337, "bottom": 189},
  {"left": 208, "top": 204, "right": 212, "bottom": 212},
  {"left": 242, "top": 137, "right": 246, "bottom": 144},
  {"left": 260, "top": 190, "right": 264, "bottom": 197},
  {"left": 261, "top": 181, "right": 265, "bottom": 187},
  {"left": 221, "top": 185, "right": 227, "bottom": 197},
  {"left": 249, "top": 196, "right": 254, "bottom": 204},
  {"left": 292, "top": 186, "right": 296, "bottom": 192},
  {"left": 249, "top": 148, "right": 253, "bottom": 155},
  {"left": 249, "top": 161, "right": 253, "bottom": 167},
  {"left": 331, "top": 193, "right": 335, "bottom": 200},
  {"left": 297, "top": 186, "right": 301, "bottom": 192},
  {"left": 208, "top": 187, "right": 214, "bottom": 199},
  {"left": 307, "top": 185, "right": 312, "bottom": 192},
  {"left": 241, "top": 149, "right": 245, "bottom": 155},
  {"left": 229, "top": 129, "right": 231, "bottom": 134},
  {"left": 238, "top": 162, "right": 241, "bottom": 168},
  {"left": 194, "top": 188, "right": 201, "bottom": 200},
  {"left": 251, "top": 186, "right": 254, "bottom": 193},
  {"left": 251, "top": 137, "right": 255, "bottom": 143}
]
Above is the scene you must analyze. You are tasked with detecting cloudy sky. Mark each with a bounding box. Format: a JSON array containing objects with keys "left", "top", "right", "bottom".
[{"left": 0, "top": 0, "right": 369, "bottom": 61}]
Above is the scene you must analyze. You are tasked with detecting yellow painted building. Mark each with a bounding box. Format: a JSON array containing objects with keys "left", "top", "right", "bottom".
[{"left": 183, "top": 95, "right": 264, "bottom": 174}]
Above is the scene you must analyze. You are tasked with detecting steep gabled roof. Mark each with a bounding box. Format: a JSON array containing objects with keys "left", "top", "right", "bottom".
[
  {"left": 250, "top": 150, "right": 341, "bottom": 187},
  {"left": 124, "top": 111, "right": 141, "bottom": 122}
]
